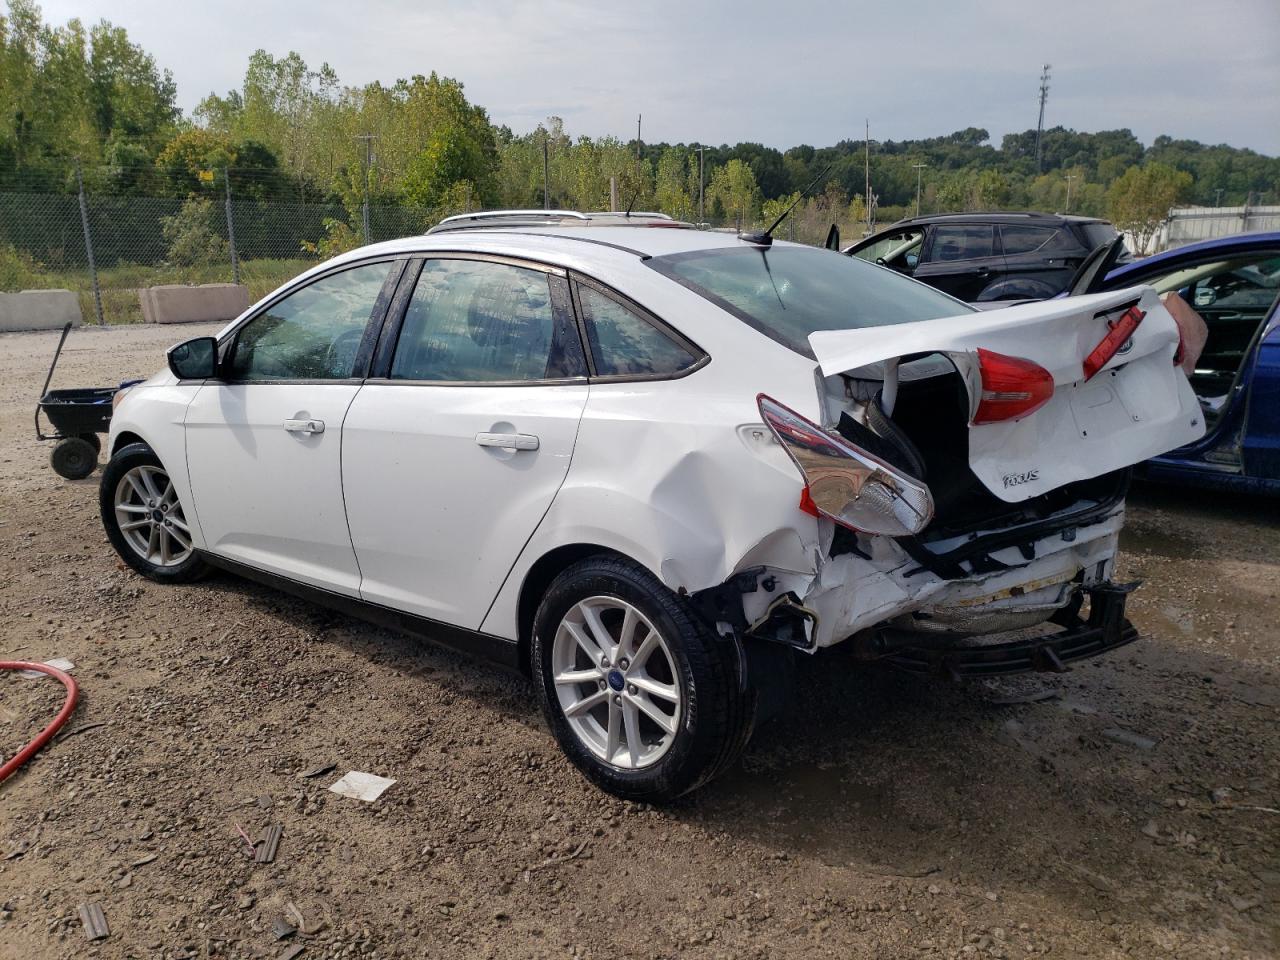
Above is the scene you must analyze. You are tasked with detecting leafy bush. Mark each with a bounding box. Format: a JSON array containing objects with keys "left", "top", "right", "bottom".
[
  {"left": 161, "top": 197, "right": 229, "bottom": 266},
  {"left": 301, "top": 217, "right": 363, "bottom": 259},
  {"left": 0, "top": 243, "right": 43, "bottom": 291}
]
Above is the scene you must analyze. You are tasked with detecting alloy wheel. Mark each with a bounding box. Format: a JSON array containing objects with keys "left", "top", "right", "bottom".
[
  {"left": 551, "top": 596, "right": 683, "bottom": 769},
  {"left": 113, "top": 464, "right": 194, "bottom": 568}
]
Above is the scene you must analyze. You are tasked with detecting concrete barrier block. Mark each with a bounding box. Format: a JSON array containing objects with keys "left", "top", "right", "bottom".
[
  {"left": 139, "top": 283, "right": 251, "bottom": 324},
  {"left": 0, "top": 289, "right": 83, "bottom": 332}
]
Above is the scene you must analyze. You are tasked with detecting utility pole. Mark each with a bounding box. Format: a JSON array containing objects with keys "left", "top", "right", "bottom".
[
  {"left": 912, "top": 162, "right": 928, "bottom": 217},
  {"left": 225, "top": 169, "right": 240, "bottom": 285},
  {"left": 75, "top": 158, "right": 104, "bottom": 326},
  {"left": 1215, "top": 188, "right": 1224, "bottom": 207},
  {"left": 355, "top": 133, "right": 376, "bottom": 243},
  {"left": 1035, "top": 64, "right": 1051, "bottom": 173},
  {"left": 542, "top": 132, "right": 550, "bottom": 209},
  {"left": 864, "top": 119, "right": 872, "bottom": 234},
  {"left": 696, "top": 145, "right": 706, "bottom": 224},
  {"left": 1064, "top": 173, "right": 1077, "bottom": 213},
  {"left": 636, "top": 114, "right": 642, "bottom": 161}
]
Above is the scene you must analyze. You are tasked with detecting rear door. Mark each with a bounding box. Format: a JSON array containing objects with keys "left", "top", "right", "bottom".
[
  {"left": 809, "top": 287, "right": 1205, "bottom": 501},
  {"left": 914, "top": 223, "right": 1004, "bottom": 301},
  {"left": 341, "top": 256, "right": 590, "bottom": 628}
]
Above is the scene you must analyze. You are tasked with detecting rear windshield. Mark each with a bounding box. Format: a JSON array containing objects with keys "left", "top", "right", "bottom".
[{"left": 647, "top": 245, "right": 971, "bottom": 356}]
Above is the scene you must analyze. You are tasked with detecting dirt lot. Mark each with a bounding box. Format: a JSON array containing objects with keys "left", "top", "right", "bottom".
[{"left": 1, "top": 323, "right": 1277, "bottom": 960}]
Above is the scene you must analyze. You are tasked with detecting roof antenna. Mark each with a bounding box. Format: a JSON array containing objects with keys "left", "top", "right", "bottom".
[{"left": 739, "top": 163, "right": 832, "bottom": 247}]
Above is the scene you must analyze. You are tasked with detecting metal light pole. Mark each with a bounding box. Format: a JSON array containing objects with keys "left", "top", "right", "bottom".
[
  {"left": 696, "top": 146, "right": 705, "bottom": 224},
  {"left": 1064, "top": 174, "right": 1077, "bottom": 213},
  {"left": 355, "top": 133, "right": 376, "bottom": 243},
  {"left": 1035, "top": 64, "right": 1051, "bottom": 173},
  {"left": 1215, "top": 188, "right": 1224, "bottom": 207},
  {"left": 542, "top": 132, "right": 550, "bottom": 210},
  {"left": 912, "top": 162, "right": 928, "bottom": 216}
]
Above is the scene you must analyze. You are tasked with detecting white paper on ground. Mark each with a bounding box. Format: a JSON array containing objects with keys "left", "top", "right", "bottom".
[
  {"left": 17, "top": 658, "right": 76, "bottom": 679},
  {"left": 327, "top": 771, "right": 396, "bottom": 802}
]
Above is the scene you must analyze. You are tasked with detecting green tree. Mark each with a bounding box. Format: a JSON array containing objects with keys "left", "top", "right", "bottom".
[
  {"left": 707, "top": 158, "right": 761, "bottom": 228},
  {"left": 1106, "top": 162, "right": 1193, "bottom": 254}
]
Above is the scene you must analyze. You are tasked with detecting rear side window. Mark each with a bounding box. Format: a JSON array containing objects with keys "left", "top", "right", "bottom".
[
  {"left": 576, "top": 284, "right": 698, "bottom": 377},
  {"left": 930, "top": 224, "right": 995, "bottom": 262},
  {"left": 230, "top": 261, "right": 392, "bottom": 380},
  {"left": 390, "top": 259, "right": 584, "bottom": 382},
  {"left": 1081, "top": 222, "right": 1119, "bottom": 249},
  {"left": 1000, "top": 225, "right": 1073, "bottom": 255},
  {"left": 648, "top": 246, "right": 970, "bottom": 357}
]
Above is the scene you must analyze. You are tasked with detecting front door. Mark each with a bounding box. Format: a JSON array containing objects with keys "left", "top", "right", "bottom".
[
  {"left": 184, "top": 259, "right": 401, "bottom": 594},
  {"left": 342, "top": 257, "right": 590, "bottom": 628}
]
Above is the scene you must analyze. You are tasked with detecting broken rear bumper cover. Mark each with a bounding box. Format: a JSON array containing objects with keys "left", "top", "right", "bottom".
[{"left": 870, "top": 581, "right": 1140, "bottom": 679}]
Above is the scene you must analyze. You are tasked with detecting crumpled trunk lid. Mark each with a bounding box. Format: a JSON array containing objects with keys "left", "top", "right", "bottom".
[{"left": 810, "top": 286, "right": 1205, "bottom": 503}]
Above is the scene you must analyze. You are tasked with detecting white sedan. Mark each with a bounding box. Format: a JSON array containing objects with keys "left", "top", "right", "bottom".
[{"left": 101, "top": 211, "right": 1203, "bottom": 800}]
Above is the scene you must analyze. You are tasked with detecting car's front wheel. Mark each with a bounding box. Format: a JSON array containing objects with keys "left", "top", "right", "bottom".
[
  {"left": 531, "top": 555, "right": 755, "bottom": 801},
  {"left": 100, "top": 442, "right": 207, "bottom": 583}
]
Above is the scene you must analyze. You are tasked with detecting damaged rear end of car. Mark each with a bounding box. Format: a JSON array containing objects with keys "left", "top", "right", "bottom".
[{"left": 721, "top": 280, "right": 1205, "bottom": 678}]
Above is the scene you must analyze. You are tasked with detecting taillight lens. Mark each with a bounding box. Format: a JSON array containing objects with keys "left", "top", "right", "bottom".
[
  {"left": 1083, "top": 305, "right": 1145, "bottom": 381},
  {"left": 973, "top": 349, "right": 1055, "bottom": 424},
  {"left": 757, "top": 395, "right": 933, "bottom": 537}
]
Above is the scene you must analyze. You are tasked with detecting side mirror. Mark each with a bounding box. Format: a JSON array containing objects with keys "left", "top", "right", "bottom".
[
  {"left": 1193, "top": 286, "right": 1217, "bottom": 308},
  {"left": 167, "top": 337, "right": 218, "bottom": 380},
  {"left": 824, "top": 224, "right": 840, "bottom": 251},
  {"left": 905, "top": 253, "right": 919, "bottom": 269}
]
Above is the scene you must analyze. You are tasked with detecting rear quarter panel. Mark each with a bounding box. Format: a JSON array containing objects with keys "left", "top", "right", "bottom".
[{"left": 479, "top": 278, "right": 826, "bottom": 642}]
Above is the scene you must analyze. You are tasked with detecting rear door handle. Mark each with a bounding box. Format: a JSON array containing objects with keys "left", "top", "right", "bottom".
[
  {"left": 475, "top": 432, "right": 539, "bottom": 451},
  {"left": 284, "top": 418, "right": 325, "bottom": 435}
]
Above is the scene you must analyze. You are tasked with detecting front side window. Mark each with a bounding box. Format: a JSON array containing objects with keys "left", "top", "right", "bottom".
[
  {"left": 851, "top": 229, "right": 923, "bottom": 264},
  {"left": 648, "top": 245, "right": 970, "bottom": 356},
  {"left": 390, "top": 259, "right": 583, "bottom": 382},
  {"left": 929, "top": 224, "right": 995, "bottom": 262},
  {"left": 576, "top": 285, "right": 698, "bottom": 377},
  {"left": 230, "top": 261, "right": 393, "bottom": 380}
]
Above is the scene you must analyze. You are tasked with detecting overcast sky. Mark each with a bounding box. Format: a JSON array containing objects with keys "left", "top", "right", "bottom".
[{"left": 39, "top": 0, "right": 1280, "bottom": 155}]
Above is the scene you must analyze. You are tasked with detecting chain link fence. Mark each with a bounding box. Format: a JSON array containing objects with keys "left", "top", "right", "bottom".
[{"left": 0, "top": 181, "right": 435, "bottom": 324}]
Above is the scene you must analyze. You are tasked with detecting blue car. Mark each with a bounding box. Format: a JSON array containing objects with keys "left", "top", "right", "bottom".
[{"left": 1073, "top": 232, "right": 1280, "bottom": 494}]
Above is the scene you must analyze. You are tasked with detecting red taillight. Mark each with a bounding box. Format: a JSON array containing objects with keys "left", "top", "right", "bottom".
[
  {"left": 1083, "top": 305, "right": 1145, "bottom": 381},
  {"left": 973, "top": 349, "right": 1055, "bottom": 424}
]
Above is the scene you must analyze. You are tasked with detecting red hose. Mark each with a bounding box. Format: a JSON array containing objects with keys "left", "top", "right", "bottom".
[{"left": 0, "top": 661, "right": 80, "bottom": 784}]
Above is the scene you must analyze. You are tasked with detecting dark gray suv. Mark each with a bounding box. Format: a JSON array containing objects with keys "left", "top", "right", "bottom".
[{"left": 844, "top": 211, "right": 1120, "bottom": 302}]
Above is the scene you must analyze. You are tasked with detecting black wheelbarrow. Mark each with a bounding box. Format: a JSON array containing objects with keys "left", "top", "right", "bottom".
[{"left": 35, "top": 323, "right": 136, "bottom": 480}]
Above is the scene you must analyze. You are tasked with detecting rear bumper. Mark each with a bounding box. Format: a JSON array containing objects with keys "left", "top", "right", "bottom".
[{"left": 876, "top": 581, "right": 1139, "bottom": 679}]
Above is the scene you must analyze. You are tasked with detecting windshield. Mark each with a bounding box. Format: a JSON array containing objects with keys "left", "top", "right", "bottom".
[{"left": 647, "top": 245, "right": 971, "bottom": 356}]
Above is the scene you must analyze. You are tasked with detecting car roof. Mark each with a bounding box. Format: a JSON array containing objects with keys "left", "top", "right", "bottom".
[{"left": 1105, "top": 230, "right": 1280, "bottom": 281}]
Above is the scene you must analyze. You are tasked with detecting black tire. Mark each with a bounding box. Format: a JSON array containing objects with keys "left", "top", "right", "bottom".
[
  {"left": 99, "top": 442, "right": 208, "bottom": 583},
  {"left": 531, "top": 555, "right": 756, "bottom": 802},
  {"left": 78, "top": 432, "right": 102, "bottom": 454},
  {"left": 50, "top": 436, "right": 97, "bottom": 480}
]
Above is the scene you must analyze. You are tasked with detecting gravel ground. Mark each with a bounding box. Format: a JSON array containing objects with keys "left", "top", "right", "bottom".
[{"left": 1, "top": 323, "right": 1277, "bottom": 960}]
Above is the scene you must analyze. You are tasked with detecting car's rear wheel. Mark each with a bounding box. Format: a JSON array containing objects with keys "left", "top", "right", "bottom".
[
  {"left": 100, "top": 442, "right": 207, "bottom": 583},
  {"left": 532, "top": 555, "right": 755, "bottom": 801}
]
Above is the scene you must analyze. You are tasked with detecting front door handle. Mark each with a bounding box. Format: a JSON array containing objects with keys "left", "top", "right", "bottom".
[
  {"left": 475, "top": 432, "right": 539, "bottom": 451},
  {"left": 284, "top": 418, "right": 325, "bottom": 435}
]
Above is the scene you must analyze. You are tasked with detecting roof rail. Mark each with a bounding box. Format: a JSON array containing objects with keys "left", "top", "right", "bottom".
[{"left": 436, "top": 210, "right": 591, "bottom": 226}]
